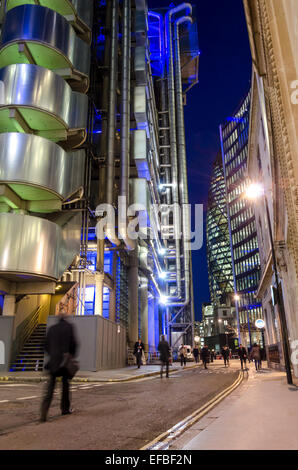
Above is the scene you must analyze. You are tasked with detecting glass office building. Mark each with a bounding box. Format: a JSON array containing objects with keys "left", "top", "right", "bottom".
[
  {"left": 206, "top": 152, "right": 234, "bottom": 305},
  {"left": 220, "top": 91, "right": 264, "bottom": 347}
]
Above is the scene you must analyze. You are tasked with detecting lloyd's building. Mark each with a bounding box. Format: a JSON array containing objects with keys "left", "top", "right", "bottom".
[{"left": 0, "top": 1, "right": 199, "bottom": 371}]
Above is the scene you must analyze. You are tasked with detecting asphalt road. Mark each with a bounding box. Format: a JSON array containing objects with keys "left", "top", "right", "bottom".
[{"left": 0, "top": 364, "right": 238, "bottom": 450}]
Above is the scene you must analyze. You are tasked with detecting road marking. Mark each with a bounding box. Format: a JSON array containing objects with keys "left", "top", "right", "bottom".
[
  {"left": 0, "top": 400, "right": 9, "bottom": 403},
  {"left": 0, "top": 384, "right": 38, "bottom": 387},
  {"left": 16, "top": 396, "right": 38, "bottom": 401},
  {"left": 140, "top": 371, "right": 244, "bottom": 451}
]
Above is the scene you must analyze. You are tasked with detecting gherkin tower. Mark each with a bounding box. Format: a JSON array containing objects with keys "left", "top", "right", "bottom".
[{"left": 206, "top": 152, "right": 234, "bottom": 305}]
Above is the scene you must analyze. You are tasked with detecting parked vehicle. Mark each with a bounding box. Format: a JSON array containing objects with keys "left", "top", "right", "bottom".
[{"left": 184, "top": 345, "right": 194, "bottom": 361}]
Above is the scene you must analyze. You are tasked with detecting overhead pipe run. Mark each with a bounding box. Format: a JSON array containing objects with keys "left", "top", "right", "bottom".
[
  {"left": 105, "top": 0, "right": 121, "bottom": 247},
  {"left": 119, "top": 0, "right": 135, "bottom": 251},
  {"left": 161, "top": 4, "right": 192, "bottom": 307}
]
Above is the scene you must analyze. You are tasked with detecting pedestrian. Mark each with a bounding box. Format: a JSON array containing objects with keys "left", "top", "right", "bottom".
[
  {"left": 40, "top": 314, "right": 78, "bottom": 422},
  {"left": 238, "top": 344, "right": 248, "bottom": 370},
  {"left": 210, "top": 349, "right": 215, "bottom": 362},
  {"left": 221, "top": 345, "right": 230, "bottom": 367},
  {"left": 134, "top": 338, "right": 145, "bottom": 369},
  {"left": 250, "top": 343, "right": 262, "bottom": 371},
  {"left": 158, "top": 335, "right": 171, "bottom": 378},
  {"left": 179, "top": 344, "right": 187, "bottom": 367},
  {"left": 192, "top": 345, "right": 199, "bottom": 364},
  {"left": 201, "top": 344, "right": 210, "bottom": 369}
]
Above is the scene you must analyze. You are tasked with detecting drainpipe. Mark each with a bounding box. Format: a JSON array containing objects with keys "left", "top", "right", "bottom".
[{"left": 119, "top": 0, "right": 135, "bottom": 251}]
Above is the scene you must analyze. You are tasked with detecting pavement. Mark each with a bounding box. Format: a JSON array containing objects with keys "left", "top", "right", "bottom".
[
  {"left": 0, "top": 361, "right": 203, "bottom": 383},
  {"left": 169, "top": 361, "right": 298, "bottom": 450}
]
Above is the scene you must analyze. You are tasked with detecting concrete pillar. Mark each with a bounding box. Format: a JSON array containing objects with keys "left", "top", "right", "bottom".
[
  {"left": 148, "top": 295, "right": 155, "bottom": 351},
  {"left": 2, "top": 295, "right": 16, "bottom": 316},
  {"left": 140, "top": 277, "right": 148, "bottom": 350},
  {"left": 109, "top": 252, "right": 117, "bottom": 322},
  {"left": 154, "top": 299, "right": 160, "bottom": 348},
  {"left": 128, "top": 248, "right": 139, "bottom": 346},
  {"left": 94, "top": 272, "right": 104, "bottom": 316}
]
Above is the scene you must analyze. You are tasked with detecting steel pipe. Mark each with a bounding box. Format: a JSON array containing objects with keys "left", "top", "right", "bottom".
[
  {"left": 162, "top": 4, "right": 192, "bottom": 306},
  {"left": 106, "top": 0, "right": 120, "bottom": 246},
  {"left": 119, "top": 0, "right": 135, "bottom": 251}
]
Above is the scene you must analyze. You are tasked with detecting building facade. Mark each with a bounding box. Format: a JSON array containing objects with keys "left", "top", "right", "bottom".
[
  {"left": 220, "top": 92, "right": 264, "bottom": 349},
  {"left": 0, "top": 1, "right": 199, "bottom": 371},
  {"left": 243, "top": 0, "right": 298, "bottom": 376},
  {"left": 201, "top": 302, "right": 237, "bottom": 352},
  {"left": 206, "top": 151, "right": 234, "bottom": 306}
]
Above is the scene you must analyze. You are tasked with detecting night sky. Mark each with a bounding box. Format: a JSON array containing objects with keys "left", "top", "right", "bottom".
[{"left": 149, "top": 0, "right": 252, "bottom": 320}]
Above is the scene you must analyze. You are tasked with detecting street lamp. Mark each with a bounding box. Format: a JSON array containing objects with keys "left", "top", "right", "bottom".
[{"left": 245, "top": 182, "right": 293, "bottom": 385}]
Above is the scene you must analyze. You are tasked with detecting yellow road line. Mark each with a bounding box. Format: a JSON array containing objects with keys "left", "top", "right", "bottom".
[{"left": 140, "top": 370, "right": 244, "bottom": 450}]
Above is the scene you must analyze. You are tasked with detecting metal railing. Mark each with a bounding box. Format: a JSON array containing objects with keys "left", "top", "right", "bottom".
[{"left": 11, "top": 304, "right": 45, "bottom": 366}]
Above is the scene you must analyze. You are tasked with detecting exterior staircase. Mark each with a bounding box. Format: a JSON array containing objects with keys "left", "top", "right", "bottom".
[{"left": 10, "top": 323, "right": 47, "bottom": 372}]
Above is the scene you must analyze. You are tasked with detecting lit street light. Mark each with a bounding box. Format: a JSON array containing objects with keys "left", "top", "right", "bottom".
[{"left": 245, "top": 182, "right": 293, "bottom": 385}]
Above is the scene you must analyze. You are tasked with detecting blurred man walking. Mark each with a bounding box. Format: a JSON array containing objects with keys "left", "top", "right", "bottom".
[
  {"left": 41, "top": 314, "right": 78, "bottom": 422},
  {"left": 158, "top": 335, "right": 171, "bottom": 378}
]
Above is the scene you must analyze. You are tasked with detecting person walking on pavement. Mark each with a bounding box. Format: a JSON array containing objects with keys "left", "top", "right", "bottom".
[
  {"left": 134, "top": 338, "right": 145, "bottom": 369},
  {"left": 250, "top": 343, "right": 262, "bottom": 371},
  {"left": 41, "top": 314, "right": 78, "bottom": 422},
  {"left": 210, "top": 349, "right": 215, "bottom": 363},
  {"left": 179, "top": 344, "right": 187, "bottom": 367},
  {"left": 238, "top": 344, "right": 248, "bottom": 370},
  {"left": 158, "top": 335, "right": 171, "bottom": 378},
  {"left": 192, "top": 345, "right": 199, "bottom": 364},
  {"left": 201, "top": 344, "right": 210, "bottom": 369},
  {"left": 221, "top": 345, "right": 230, "bottom": 367}
]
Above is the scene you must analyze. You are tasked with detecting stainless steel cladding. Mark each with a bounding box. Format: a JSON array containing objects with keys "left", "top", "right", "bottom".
[
  {"left": 135, "top": 10, "right": 147, "bottom": 46},
  {"left": 0, "top": 213, "right": 81, "bottom": 281},
  {"left": 134, "top": 86, "right": 147, "bottom": 129},
  {"left": 0, "top": 63, "right": 88, "bottom": 130},
  {"left": 1, "top": 5, "right": 91, "bottom": 77},
  {"left": 0, "top": 133, "right": 85, "bottom": 200},
  {"left": 72, "top": 0, "right": 94, "bottom": 28},
  {"left": 134, "top": 46, "right": 146, "bottom": 85}
]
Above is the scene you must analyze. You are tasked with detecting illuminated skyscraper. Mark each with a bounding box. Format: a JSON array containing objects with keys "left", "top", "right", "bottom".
[
  {"left": 206, "top": 152, "right": 234, "bottom": 306},
  {"left": 220, "top": 92, "right": 264, "bottom": 348}
]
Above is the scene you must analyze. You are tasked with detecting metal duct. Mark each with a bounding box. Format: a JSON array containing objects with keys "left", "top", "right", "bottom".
[
  {"left": 134, "top": 86, "right": 148, "bottom": 129},
  {"left": 134, "top": 46, "right": 146, "bottom": 86},
  {"left": 133, "top": 130, "right": 150, "bottom": 180},
  {"left": 135, "top": 9, "right": 147, "bottom": 46}
]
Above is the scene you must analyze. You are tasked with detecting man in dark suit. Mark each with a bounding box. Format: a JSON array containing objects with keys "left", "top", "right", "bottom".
[
  {"left": 40, "top": 314, "right": 78, "bottom": 422},
  {"left": 134, "top": 338, "right": 145, "bottom": 368},
  {"left": 238, "top": 344, "right": 248, "bottom": 370},
  {"left": 158, "top": 335, "right": 171, "bottom": 378},
  {"left": 201, "top": 345, "right": 210, "bottom": 369}
]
